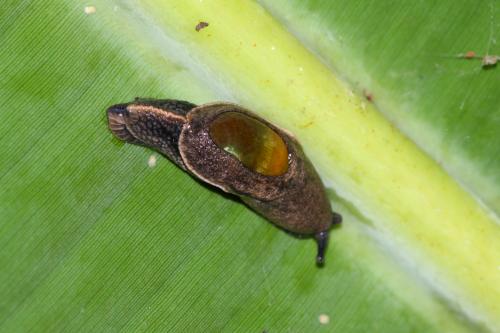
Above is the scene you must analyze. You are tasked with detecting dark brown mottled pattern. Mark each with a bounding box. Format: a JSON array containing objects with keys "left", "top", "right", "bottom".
[
  {"left": 179, "top": 103, "right": 333, "bottom": 235},
  {"left": 107, "top": 99, "right": 196, "bottom": 169}
]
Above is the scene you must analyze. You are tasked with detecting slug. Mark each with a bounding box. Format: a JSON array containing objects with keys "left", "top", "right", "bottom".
[{"left": 107, "top": 99, "right": 342, "bottom": 264}]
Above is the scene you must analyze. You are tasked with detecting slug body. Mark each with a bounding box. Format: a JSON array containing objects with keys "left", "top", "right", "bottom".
[{"left": 107, "top": 99, "right": 341, "bottom": 264}]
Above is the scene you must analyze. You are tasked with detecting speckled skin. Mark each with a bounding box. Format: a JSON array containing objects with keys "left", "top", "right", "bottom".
[
  {"left": 107, "top": 99, "right": 194, "bottom": 169},
  {"left": 107, "top": 99, "right": 342, "bottom": 264},
  {"left": 179, "top": 103, "right": 333, "bottom": 235}
]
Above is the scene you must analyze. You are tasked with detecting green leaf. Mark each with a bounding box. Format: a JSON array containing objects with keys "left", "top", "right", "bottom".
[{"left": 1, "top": 1, "right": 498, "bottom": 332}]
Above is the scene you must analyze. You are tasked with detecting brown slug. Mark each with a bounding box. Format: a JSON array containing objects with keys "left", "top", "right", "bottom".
[{"left": 107, "top": 99, "right": 342, "bottom": 264}]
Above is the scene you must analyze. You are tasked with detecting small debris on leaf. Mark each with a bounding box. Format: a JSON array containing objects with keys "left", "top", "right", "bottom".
[
  {"left": 318, "top": 314, "right": 330, "bottom": 325},
  {"left": 148, "top": 155, "right": 157, "bottom": 168},
  {"left": 84, "top": 6, "right": 96, "bottom": 15},
  {"left": 195, "top": 21, "right": 209, "bottom": 32},
  {"left": 363, "top": 89, "right": 374, "bottom": 102},
  {"left": 454, "top": 51, "right": 498, "bottom": 68},
  {"left": 464, "top": 51, "right": 476, "bottom": 59},
  {"left": 455, "top": 51, "right": 476, "bottom": 59},
  {"left": 482, "top": 55, "right": 499, "bottom": 68}
]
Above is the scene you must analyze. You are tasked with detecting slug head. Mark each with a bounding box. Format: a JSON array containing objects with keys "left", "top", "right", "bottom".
[{"left": 107, "top": 99, "right": 196, "bottom": 169}]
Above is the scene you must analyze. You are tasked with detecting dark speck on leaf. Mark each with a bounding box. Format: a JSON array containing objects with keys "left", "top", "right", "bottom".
[
  {"left": 195, "top": 21, "right": 209, "bottom": 32},
  {"left": 363, "top": 89, "right": 374, "bottom": 102}
]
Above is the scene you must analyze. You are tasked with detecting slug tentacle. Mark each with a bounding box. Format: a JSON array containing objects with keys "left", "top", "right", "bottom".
[
  {"left": 315, "top": 231, "right": 329, "bottom": 266},
  {"left": 107, "top": 104, "right": 143, "bottom": 145}
]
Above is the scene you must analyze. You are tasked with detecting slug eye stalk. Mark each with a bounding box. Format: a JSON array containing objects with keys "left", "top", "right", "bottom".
[
  {"left": 107, "top": 99, "right": 342, "bottom": 264},
  {"left": 315, "top": 231, "right": 329, "bottom": 265}
]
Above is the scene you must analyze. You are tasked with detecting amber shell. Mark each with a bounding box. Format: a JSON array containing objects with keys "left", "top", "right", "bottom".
[{"left": 209, "top": 111, "right": 289, "bottom": 176}]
